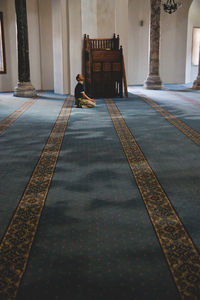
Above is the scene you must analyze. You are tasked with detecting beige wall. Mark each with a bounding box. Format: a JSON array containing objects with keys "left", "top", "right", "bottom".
[
  {"left": 38, "top": 0, "right": 54, "bottom": 90},
  {"left": 0, "top": 0, "right": 17, "bottom": 92},
  {"left": 186, "top": 0, "right": 200, "bottom": 83},
  {"left": 27, "top": 0, "right": 41, "bottom": 90},
  {"left": 69, "top": 0, "right": 82, "bottom": 93},
  {"left": 160, "top": 0, "right": 193, "bottom": 84},
  {"left": 128, "top": 0, "right": 150, "bottom": 85},
  {"left": 81, "top": 0, "right": 97, "bottom": 37},
  {"left": 0, "top": 0, "right": 54, "bottom": 92},
  {"left": 51, "top": 0, "right": 70, "bottom": 94},
  {"left": 97, "top": 0, "right": 115, "bottom": 38},
  {"left": 128, "top": 0, "right": 194, "bottom": 85},
  {"left": 115, "top": 0, "right": 129, "bottom": 81}
]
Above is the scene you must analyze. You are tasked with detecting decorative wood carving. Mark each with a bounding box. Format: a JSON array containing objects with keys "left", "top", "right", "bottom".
[
  {"left": 93, "top": 63, "right": 101, "bottom": 72},
  {"left": 103, "top": 63, "right": 111, "bottom": 72},
  {"left": 112, "top": 62, "right": 121, "bottom": 72}
]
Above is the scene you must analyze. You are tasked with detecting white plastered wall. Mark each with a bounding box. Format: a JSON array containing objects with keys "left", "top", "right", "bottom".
[
  {"left": 128, "top": 0, "right": 150, "bottom": 85},
  {"left": 0, "top": 0, "right": 54, "bottom": 92},
  {"left": 0, "top": 0, "right": 17, "bottom": 92},
  {"left": 115, "top": 0, "right": 129, "bottom": 82},
  {"left": 51, "top": 0, "right": 70, "bottom": 94},
  {"left": 38, "top": 0, "right": 54, "bottom": 90},
  {"left": 81, "top": 0, "right": 98, "bottom": 37},
  {"left": 186, "top": 0, "right": 200, "bottom": 83},
  {"left": 26, "top": 0, "right": 41, "bottom": 90},
  {"left": 97, "top": 0, "right": 115, "bottom": 38},
  {"left": 160, "top": 0, "right": 192, "bottom": 84},
  {"left": 68, "top": 0, "right": 82, "bottom": 94},
  {"left": 128, "top": 0, "right": 193, "bottom": 85},
  {"left": 68, "top": 0, "right": 98, "bottom": 95}
]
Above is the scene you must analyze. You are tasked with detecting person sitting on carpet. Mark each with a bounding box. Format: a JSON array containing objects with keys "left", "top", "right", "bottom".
[{"left": 74, "top": 74, "right": 96, "bottom": 108}]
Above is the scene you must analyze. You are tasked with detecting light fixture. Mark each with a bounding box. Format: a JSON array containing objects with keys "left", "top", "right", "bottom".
[{"left": 163, "top": 0, "right": 182, "bottom": 14}]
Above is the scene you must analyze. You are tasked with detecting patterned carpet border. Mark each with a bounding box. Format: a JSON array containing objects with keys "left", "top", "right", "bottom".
[
  {"left": 0, "top": 97, "right": 38, "bottom": 135},
  {"left": 0, "top": 97, "right": 73, "bottom": 300},
  {"left": 105, "top": 99, "right": 200, "bottom": 300},
  {"left": 132, "top": 91, "right": 200, "bottom": 148}
]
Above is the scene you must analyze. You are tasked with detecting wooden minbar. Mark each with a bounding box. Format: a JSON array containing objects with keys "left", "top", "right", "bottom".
[{"left": 83, "top": 34, "right": 123, "bottom": 98}]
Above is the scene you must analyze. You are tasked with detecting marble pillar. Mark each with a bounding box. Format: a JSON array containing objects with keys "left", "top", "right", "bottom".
[
  {"left": 193, "top": 46, "right": 200, "bottom": 90},
  {"left": 14, "top": 0, "right": 36, "bottom": 97},
  {"left": 144, "top": 0, "right": 162, "bottom": 90}
]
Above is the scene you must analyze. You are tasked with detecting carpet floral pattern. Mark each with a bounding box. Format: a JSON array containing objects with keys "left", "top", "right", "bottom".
[
  {"left": 0, "top": 88, "right": 199, "bottom": 300},
  {"left": 0, "top": 97, "right": 73, "bottom": 300},
  {"left": 105, "top": 99, "right": 200, "bottom": 299}
]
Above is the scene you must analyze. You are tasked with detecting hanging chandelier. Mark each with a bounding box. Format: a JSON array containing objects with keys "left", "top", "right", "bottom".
[{"left": 163, "top": 0, "right": 182, "bottom": 14}]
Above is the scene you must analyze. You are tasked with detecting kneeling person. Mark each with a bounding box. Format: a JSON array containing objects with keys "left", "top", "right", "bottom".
[{"left": 74, "top": 74, "right": 96, "bottom": 108}]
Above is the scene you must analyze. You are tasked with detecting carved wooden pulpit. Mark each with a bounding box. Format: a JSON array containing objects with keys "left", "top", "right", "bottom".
[{"left": 83, "top": 34, "right": 123, "bottom": 98}]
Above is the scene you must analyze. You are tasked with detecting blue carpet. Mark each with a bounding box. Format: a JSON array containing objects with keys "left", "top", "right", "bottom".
[
  {"left": 114, "top": 95, "right": 200, "bottom": 250},
  {"left": 0, "top": 93, "right": 28, "bottom": 121},
  {"left": 0, "top": 90, "right": 199, "bottom": 299},
  {"left": 164, "top": 82, "right": 193, "bottom": 91},
  {"left": 0, "top": 95, "right": 65, "bottom": 240},
  {"left": 131, "top": 89, "right": 200, "bottom": 133},
  {"left": 15, "top": 99, "right": 179, "bottom": 299}
]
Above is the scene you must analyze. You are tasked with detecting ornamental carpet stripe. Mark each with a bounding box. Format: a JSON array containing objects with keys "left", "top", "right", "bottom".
[
  {"left": 105, "top": 99, "right": 200, "bottom": 300},
  {"left": 0, "top": 96, "right": 73, "bottom": 300},
  {"left": 132, "top": 92, "right": 200, "bottom": 148},
  {"left": 0, "top": 97, "right": 38, "bottom": 135}
]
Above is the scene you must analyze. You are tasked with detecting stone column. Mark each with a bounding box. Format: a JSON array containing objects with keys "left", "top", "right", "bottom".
[
  {"left": 144, "top": 0, "right": 162, "bottom": 90},
  {"left": 193, "top": 45, "right": 200, "bottom": 89},
  {"left": 14, "top": 0, "right": 36, "bottom": 97}
]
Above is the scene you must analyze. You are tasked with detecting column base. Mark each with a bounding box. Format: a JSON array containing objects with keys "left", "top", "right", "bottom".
[
  {"left": 192, "top": 76, "right": 200, "bottom": 90},
  {"left": 14, "top": 81, "right": 36, "bottom": 98},
  {"left": 144, "top": 75, "right": 162, "bottom": 90}
]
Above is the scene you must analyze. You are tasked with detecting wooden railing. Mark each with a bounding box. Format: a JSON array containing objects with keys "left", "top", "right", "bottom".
[
  {"left": 89, "top": 39, "right": 114, "bottom": 50},
  {"left": 84, "top": 34, "right": 120, "bottom": 50}
]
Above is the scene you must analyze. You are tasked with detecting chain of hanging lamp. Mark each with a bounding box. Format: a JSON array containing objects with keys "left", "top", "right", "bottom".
[{"left": 163, "top": 0, "right": 182, "bottom": 14}]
